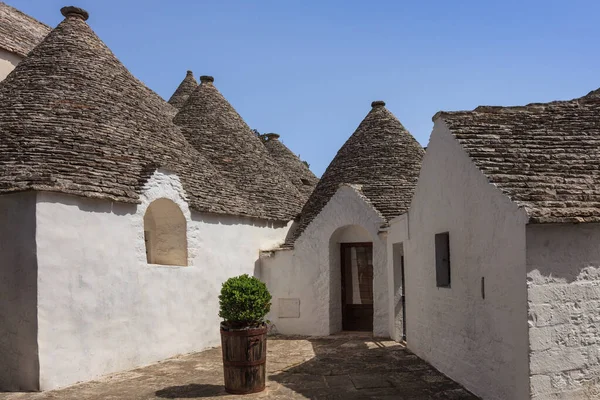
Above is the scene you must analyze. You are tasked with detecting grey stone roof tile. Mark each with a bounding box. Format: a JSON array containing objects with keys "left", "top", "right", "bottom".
[
  {"left": 438, "top": 88, "right": 600, "bottom": 224},
  {"left": 261, "top": 133, "right": 318, "bottom": 203},
  {"left": 168, "top": 70, "right": 198, "bottom": 109},
  {"left": 0, "top": 2, "right": 51, "bottom": 57},
  {"left": 0, "top": 7, "right": 255, "bottom": 217},
  {"left": 173, "top": 76, "right": 305, "bottom": 221}
]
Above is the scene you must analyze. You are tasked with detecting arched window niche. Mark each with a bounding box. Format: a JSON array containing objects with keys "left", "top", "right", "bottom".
[{"left": 143, "top": 198, "right": 188, "bottom": 266}]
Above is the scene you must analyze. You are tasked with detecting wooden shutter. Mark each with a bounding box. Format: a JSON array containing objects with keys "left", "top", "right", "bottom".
[{"left": 435, "top": 232, "right": 451, "bottom": 287}]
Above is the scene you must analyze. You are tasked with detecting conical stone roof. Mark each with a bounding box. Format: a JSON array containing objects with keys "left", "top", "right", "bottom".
[
  {"left": 286, "top": 101, "right": 425, "bottom": 246},
  {"left": 168, "top": 70, "right": 198, "bottom": 109},
  {"left": 0, "top": 6, "right": 253, "bottom": 217},
  {"left": 261, "top": 133, "right": 318, "bottom": 201},
  {"left": 173, "top": 76, "right": 305, "bottom": 221}
]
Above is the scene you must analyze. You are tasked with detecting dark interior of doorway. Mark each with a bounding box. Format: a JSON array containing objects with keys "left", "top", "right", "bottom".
[{"left": 341, "top": 242, "right": 373, "bottom": 332}]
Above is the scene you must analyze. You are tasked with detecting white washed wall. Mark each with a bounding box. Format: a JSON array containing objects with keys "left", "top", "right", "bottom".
[
  {"left": 261, "top": 185, "right": 388, "bottom": 337},
  {"left": 400, "top": 119, "right": 530, "bottom": 400},
  {"left": 527, "top": 223, "right": 600, "bottom": 399},
  {"left": 0, "top": 193, "right": 38, "bottom": 391},
  {"left": 34, "top": 170, "right": 290, "bottom": 390},
  {"left": 0, "top": 48, "right": 21, "bottom": 82}
]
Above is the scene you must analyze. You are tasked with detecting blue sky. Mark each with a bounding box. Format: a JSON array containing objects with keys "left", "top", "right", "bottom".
[{"left": 11, "top": 0, "right": 600, "bottom": 176}]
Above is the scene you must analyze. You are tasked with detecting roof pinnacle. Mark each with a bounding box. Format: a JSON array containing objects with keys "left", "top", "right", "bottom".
[
  {"left": 60, "top": 6, "right": 89, "bottom": 21},
  {"left": 264, "top": 133, "right": 280, "bottom": 140},
  {"left": 371, "top": 100, "right": 386, "bottom": 108},
  {"left": 200, "top": 75, "right": 214, "bottom": 83}
]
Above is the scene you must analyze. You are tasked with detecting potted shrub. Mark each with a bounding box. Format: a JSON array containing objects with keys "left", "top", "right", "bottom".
[{"left": 219, "top": 274, "right": 272, "bottom": 394}]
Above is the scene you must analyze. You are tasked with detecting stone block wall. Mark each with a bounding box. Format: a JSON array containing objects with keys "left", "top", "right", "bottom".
[{"left": 527, "top": 224, "right": 600, "bottom": 399}]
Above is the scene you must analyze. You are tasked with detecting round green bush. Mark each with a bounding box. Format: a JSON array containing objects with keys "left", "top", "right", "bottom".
[{"left": 219, "top": 274, "right": 272, "bottom": 328}]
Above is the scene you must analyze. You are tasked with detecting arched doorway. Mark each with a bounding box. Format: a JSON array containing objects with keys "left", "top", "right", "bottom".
[
  {"left": 329, "top": 225, "right": 374, "bottom": 332},
  {"left": 143, "top": 198, "right": 188, "bottom": 266}
]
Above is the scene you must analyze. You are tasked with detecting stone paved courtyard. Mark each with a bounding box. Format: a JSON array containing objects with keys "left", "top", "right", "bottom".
[{"left": 0, "top": 335, "right": 478, "bottom": 399}]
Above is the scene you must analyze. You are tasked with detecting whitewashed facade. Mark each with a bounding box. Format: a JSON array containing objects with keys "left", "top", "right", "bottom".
[
  {"left": 262, "top": 185, "right": 389, "bottom": 337},
  {"left": 0, "top": 47, "right": 21, "bottom": 81},
  {"left": 389, "top": 119, "right": 600, "bottom": 399},
  {"left": 388, "top": 120, "right": 530, "bottom": 399},
  {"left": 0, "top": 171, "right": 291, "bottom": 391}
]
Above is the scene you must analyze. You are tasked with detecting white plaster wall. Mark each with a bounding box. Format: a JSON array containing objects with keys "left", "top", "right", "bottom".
[
  {"left": 527, "top": 223, "right": 600, "bottom": 399},
  {"left": 335, "top": 225, "right": 372, "bottom": 243},
  {"left": 261, "top": 185, "right": 389, "bottom": 337},
  {"left": 0, "top": 193, "right": 38, "bottom": 391},
  {"left": 401, "top": 119, "right": 530, "bottom": 400},
  {"left": 0, "top": 49, "right": 21, "bottom": 82},
  {"left": 35, "top": 170, "right": 290, "bottom": 390}
]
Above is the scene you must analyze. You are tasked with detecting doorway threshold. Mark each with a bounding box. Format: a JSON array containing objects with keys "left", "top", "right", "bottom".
[{"left": 330, "top": 331, "right": 373, "bottom": 339}]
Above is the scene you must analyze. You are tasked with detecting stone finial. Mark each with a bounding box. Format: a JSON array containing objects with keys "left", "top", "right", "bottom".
[
  {"left": 265, "top": 133, "right": 280, "bottom": 140},
  {"left": 200, "top": 75, "right": 214, "bottom": 83},
  {"left": 60, "top": 6, "right": 89, "bottom": 21},
  {"left": 186, "top": 70, "right": 193, "bottom": 76},
  {"left": 371, "top": 100, "right": 386, "bottom": 108}
]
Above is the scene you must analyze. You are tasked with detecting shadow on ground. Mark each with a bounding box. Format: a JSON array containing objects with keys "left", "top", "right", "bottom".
[
  {"left": 268, "top": 334, "right": 479, "bottom": 399},
  {"left": 155, "top": 383, "right": 227, "bottom": 398}
]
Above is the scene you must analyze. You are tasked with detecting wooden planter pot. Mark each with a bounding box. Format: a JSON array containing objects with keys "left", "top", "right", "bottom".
[{"left": 220, "top": 324, "right": 267, "bottom": 394}]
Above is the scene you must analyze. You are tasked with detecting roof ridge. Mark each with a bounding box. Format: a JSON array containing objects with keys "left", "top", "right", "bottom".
[{"left": 434, "top": 87, "right": 600, "bottom": 121}]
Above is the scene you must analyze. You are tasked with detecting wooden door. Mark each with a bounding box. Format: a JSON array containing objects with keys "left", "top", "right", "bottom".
[{"left": 341, "top": 243, "right": 374, "bottom": 331}]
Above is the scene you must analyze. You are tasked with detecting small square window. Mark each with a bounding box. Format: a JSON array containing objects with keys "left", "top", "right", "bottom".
[{"left": 435, "top": 232, "right": 451, "bottom": 288}]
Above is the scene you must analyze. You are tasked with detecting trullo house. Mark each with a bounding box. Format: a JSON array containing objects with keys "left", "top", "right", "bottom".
[{"left": 2, "top": 3, "right": 600, "bottom": 400}]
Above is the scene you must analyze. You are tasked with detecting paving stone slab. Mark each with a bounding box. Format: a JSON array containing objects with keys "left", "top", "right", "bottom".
[{"left": 0, "top": 336, "right": 479, "bottom": 399}]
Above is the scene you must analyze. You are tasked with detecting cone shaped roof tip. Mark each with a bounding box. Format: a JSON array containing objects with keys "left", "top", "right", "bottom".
[
  {"left": 60, "top": 6, "right": 89, "bottom": 21},
  {"left": 264, "top": 133, "right": 280, "bottom": 140},
  {"left": 168, "top": 70, "right": 198, "bottom": 109},
  {"left": 285, "top": 101, "right": 424, "bottom": 247},
  {"left": 200, "top": 75, "right": 214, "bottom": 83}
]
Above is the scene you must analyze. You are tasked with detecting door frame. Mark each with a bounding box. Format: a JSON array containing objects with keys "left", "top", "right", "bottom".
[
  {"left": 400, "top": 254, "right": 406, "bottom": 342},
  {"left": 340, "top": 242, "right": 374, "bottom": 332}
]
